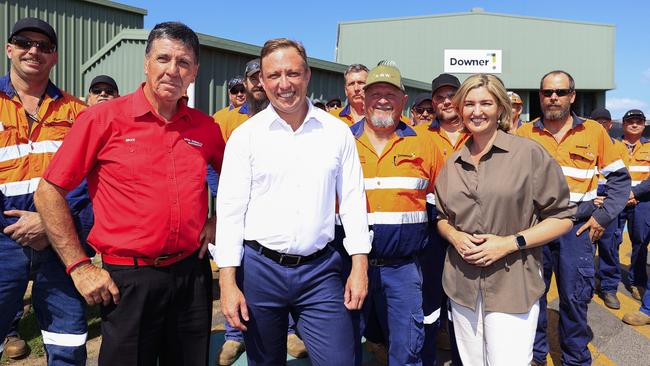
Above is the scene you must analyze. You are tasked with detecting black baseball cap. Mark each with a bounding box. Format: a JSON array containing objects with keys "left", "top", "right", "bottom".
[
  {"left": 431, "top": 73, "right": 460, "bottom": 94},
  {"left": 9, "top": 18, "right": 57, "bottom": 46},
  {"left": 326, "top": 96, "right": 342, "bottom": 105},
  {"left": 89, "top": 75, "right": 118, "bottom": 92},
  {"left": 227, "top": 76, "right": 244, "bottom": 90},
  {"left": 590, "top": 107, "right": 611, "bottom": 121},
  {"left": 412, "top": 93, "right": 432, "bottom": 108},
  {"left": 245, "top": 58, "right": 261, "bottom": 77},
  {"left": 622, "top": 109, "right": 646, "bottom": 122}
]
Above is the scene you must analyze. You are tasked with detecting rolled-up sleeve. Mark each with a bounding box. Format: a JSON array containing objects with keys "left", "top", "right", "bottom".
[
  {"left": 336, "top": 129, "right": 371, "bottom": 256},
  {"left": 214, "top": 127, "right": 252, "bottom": 267}
]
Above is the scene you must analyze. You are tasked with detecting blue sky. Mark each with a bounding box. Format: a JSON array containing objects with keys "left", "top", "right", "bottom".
[{"left": 120, "top": 0, "right": 648, "bottom": 119}]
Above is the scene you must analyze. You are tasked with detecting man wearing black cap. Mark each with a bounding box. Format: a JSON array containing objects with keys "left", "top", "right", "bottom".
[
  {"left": 414, "top": 72, "right": 468, "bottom": 366},
  {"left": 589, "top": 107, "right": 629, "bottom": 310},
  {"left": 410, "top": 93, "right": 434, "bottom": 126},
  {"left": 613, "top": 110, "right": 650, "bottom": 324},
  {"left": 0, "top": 17, "right": 91, "bottom": 365},
  {"left": 213, "top": 76, "right": 245, "bottom": 125},
  {"left": 325, "top": 96, "right": 342, "bottom": 112},
  {"left": 86, "top": 75, "right": 120, "bottom": 106}
]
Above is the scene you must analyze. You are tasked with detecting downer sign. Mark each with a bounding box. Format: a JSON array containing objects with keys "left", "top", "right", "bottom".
[{"left": 444, "top": 49, "right": 502, "bottom": 74}]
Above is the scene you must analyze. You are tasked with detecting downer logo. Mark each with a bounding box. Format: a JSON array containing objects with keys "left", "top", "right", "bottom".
[{"left": 444, "top": 49, "right": 502, "bottom": 74}]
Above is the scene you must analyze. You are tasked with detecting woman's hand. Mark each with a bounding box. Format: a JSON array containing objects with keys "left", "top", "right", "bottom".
[
  {"left": 447, "top": 229, "right": 486, "bottom": 259},
  {"left": 463, "top": 234, "right": 518, "bottom": 267}
]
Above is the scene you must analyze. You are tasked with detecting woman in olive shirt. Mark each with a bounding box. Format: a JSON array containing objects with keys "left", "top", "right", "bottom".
[{"left": 434, "top": 74, "right": 575, "bottom": 365}]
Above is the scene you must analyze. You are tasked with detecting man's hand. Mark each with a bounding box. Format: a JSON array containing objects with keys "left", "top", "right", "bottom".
[
  {"left": 626, "top": 191, "right": 638, "bottom": 207},
  {"left": 594, "top": 196, "right": 605, "bottom": 207},
  {"left": 69, "top": 263, "right": 120, "bottom": 306},
  {"left": 576, "top": 216, "right": 605, "bottom": 243},
  {"left": 463, "top": 234, "right": 517, "bottom": 267},
  {"left": 3, "top": 210, "right": 49, "bottom": 249},
  {"left": 344, "top": 254, "right": 368, "bottom": 310},
  {"left": 220, "top": 267, "right": 249, "bottom": 331},
  {"left": 198, "top": 216, "right": 216, "bottom": 259}
]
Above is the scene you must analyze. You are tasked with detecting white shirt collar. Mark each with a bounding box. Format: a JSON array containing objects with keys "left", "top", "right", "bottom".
[{"left": 266, "top": 98, "right": 321, "bottom": 133}]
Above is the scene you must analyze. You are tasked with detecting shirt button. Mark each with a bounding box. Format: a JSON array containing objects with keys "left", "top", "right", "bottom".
[
  {"left": 167, "top": 149, "right": 172, "bottom": 154},
  {"left": 377, "top": 180, "right": 381, "bottom": 186},
  {"left": 171, "top": 199, "right": 177, "bottom": 204}
]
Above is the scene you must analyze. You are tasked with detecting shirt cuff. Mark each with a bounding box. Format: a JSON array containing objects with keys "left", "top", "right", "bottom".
[
  {"left": 342, "top": 230, "right": 372, "bottom": 256},
  {"left": 214, "top": 245, "right": 244, "bottom": 268}
]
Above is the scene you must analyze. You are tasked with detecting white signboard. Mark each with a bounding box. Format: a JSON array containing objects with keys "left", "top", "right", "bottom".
[{"left": 444, "top": 49, "right": 502, "bottom": 74}]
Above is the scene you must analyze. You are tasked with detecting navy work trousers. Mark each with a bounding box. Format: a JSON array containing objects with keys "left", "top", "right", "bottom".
[
  {"left": 534, "top": 220, "right": 595, "bottom": 366},
  {"left": 0, "top": 238, "right": 87, "bottom": 366},
  {"left": 237, "top": 245, "right": 354, "bottom": 366}
]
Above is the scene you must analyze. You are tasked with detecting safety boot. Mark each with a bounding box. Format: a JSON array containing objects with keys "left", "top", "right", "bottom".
[
  {"left": 622, "top": 311, "right": 650, "bottom": 326},
  {"left": 286, "top": 333, "right": 308, "bottom": 358},
  {"left": 3, "top": 335, "right": 29, "bottom": 359},
  {"left": 217, "top": 340, "right": 245, "bottom": 365}
]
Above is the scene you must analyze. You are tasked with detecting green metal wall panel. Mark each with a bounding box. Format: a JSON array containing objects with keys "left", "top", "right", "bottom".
[
  {"left": 85, "top": 30, "right": 431, "bottom": 116},
  {"left": 1, "top": 0, "right": 145, "bottom": 97},
  {"left": 336, "top": 11, "right": 615, "bottom": 91}
]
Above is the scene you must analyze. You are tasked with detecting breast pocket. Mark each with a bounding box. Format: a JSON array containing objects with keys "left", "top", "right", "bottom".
[
  {"left": 41, "top": 119, "right": 72, "bottom": 141},
  {"left": 119, "top": 143, "right": 153, "bottom": 181},
  {"left": 569, "top": 147, "right": 596, "bottom": 172},
  {"left": 0, "top": 130, "right": 20, "bottom": 172}
]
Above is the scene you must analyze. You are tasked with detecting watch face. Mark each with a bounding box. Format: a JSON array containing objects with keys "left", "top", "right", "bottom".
[{"left": 516, "top": 234, "right": 527, "bottom": 249}]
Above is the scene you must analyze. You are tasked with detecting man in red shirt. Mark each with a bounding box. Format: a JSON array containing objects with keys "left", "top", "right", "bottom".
[{"left": 34, "top": 22, "right": 224, "bottom": 365}]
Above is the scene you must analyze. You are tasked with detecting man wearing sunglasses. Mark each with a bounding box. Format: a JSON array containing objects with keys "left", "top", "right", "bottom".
[
  {"left": 325, "top": 96, "right": 342, "bottom": 112},
  {"left": 517, "top": 70, "right": 630, "bottom": 366},
  {"left": 0, "top": 18, "right": 92, "bottom": 365},
  {"left": 86, "top": 75, "right": 120, "bottom": 106},
  {"left": 409, "top": 93, "right": 434, "bottom": 127},
  {"left": 213, "top": 76, "right": 246, "bottom": 126}
]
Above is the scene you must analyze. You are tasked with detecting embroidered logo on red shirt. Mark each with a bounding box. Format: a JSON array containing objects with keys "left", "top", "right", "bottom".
[{"left": 183, "top": 138, "right": 203, "bottom": 148}]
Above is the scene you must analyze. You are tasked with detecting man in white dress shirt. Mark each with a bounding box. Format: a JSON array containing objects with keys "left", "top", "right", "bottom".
[{"left": 215, "top": 38, "right": 371, "bottom": 365}]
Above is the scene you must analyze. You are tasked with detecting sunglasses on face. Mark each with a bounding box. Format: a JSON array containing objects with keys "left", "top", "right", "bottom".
[
  {"left": 415, "top": 107, "right": 434, "bottom": 114},
  {"left": 230, "top": 86, "right": 245, "bottom": 95},
  {"left": 327, "top": 102, "right": 342, "bottom": 108},
  {"left": 433, "top": 92, "right": 456, "bottom": 103},
  {"left": 541, "top": 89, "right": 572, "bottom": 97},
  {"left": 11, "top": 36, "right": 56, "bottom": 54},
  {"left": 90, "top": 87, "right": 116, "bottom": 96}
]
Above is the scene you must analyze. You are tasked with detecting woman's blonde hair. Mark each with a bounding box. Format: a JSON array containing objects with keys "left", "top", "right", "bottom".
[{"left": 452, "top": 74, "right": 513, "bottom": 132}]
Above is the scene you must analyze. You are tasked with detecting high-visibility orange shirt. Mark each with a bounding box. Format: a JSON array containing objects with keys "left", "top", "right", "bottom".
[
  {"left": 517, "top": 114, "right": 630, "bottom": 225},
  {"left": 621, "top": 137, "right": 650, "bottom": 198},
  {"left": 0, "top": 75, "right": 85, "bottom": 211},
  {"left": 348, "top": 120, "right": 444, "bottom": 258},
  {"left": 213, "top": 101, "right": 250, "bottom": 142}
]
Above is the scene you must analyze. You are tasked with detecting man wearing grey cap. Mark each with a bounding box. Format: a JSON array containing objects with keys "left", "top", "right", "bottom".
[
  {"left": 86, "top": 75, "right": 120, "bottom": 106},
  {"left": 0, "top": 17, "right": 91, "bottom": 365},
  {"left": 410, "top": 92, "right": 434, "bottom": 126}
]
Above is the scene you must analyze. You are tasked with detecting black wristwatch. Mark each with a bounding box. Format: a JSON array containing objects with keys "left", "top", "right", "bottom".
[{"left": 515, "top": 234, "right": 527, "bottom": 250}]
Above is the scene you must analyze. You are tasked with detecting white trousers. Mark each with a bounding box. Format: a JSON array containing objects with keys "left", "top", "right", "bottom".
[{"left": 450, "top": 292, "right": 540, "bottom": 366}]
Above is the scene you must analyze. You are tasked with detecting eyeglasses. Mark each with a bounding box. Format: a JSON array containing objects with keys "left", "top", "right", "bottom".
[
  {"left": 229, "top": 86, "right": 245, "bottom": 95},
  {"left": 90, "top": 87, "right": 116, "bottom": 96},
  {"left": 415, "top": 107, "right": 434, "bottom": 114},
  {"left": 433, "top": 92, "right": 456, "bottom": 103},
  {"left": 541, "top": 89, "right": 573, "bottom": 97},
  {"left": 11, "top": 36, "right": 56, "bottom": 54},
  {"left": 326, "top": 102, "right": 342, "bottom": 108}
]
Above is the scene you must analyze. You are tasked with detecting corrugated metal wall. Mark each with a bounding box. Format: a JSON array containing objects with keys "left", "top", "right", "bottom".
[
  {"left": 1, "top": 0, "right": 145, "bottom": 97},
  {"left": 83, "top": 30, "right": 431, "bottom": 116}
]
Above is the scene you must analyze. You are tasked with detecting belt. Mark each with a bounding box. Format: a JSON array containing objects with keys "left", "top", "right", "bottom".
[
  {"left": 369, "top": 256, "right": 415, "bottom": 267},
  {"left": 244, "top": 240, "right": 329, "bottom": 266},
  {"left": 101, "top": 251, "right": 186, "bottom": 267}
]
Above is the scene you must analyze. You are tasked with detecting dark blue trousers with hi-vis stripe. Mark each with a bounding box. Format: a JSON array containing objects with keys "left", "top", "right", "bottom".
[
  {"left": 237, "top": 244, "right": 354, "bottom": 366},
  {"left": 0, "top": 237, "right": 87, "bottom": 365},
  {"left": 534, "top": 220, "right": 595, "bottom": 366}
]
